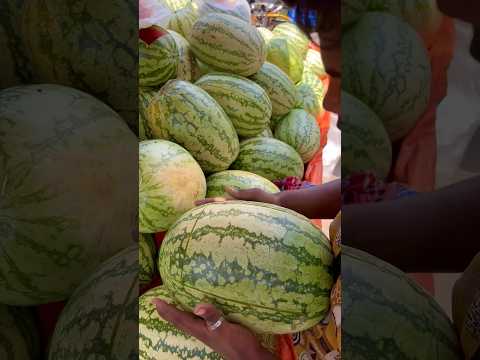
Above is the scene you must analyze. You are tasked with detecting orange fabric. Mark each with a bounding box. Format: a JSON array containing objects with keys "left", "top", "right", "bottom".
[{"left": 392, "top": 17, "right": 455, "bottom": 191}]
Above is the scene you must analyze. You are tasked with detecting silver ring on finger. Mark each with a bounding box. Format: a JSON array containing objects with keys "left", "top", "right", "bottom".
[{"left": 206, "top": 316, "right": 224, "bottom": 331}]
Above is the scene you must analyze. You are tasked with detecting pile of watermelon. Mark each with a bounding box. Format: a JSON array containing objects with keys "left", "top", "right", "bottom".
[
  {"left": 137, "top": 1, "right": 335, "bottom": 358},
  {"left": 341, "top": 0, "right": 441, "bottom": 179}
]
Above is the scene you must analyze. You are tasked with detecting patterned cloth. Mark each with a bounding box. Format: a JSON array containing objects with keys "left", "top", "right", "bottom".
[{"left": 273, "top": 177, "right": 316, "bottom": 191}]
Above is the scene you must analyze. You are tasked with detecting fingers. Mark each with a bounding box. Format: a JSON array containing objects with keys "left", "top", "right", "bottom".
[
  {"left": 194, "top": 197, "right": 227, "bottom": 206},
  {"left": 193, "top": 303, "right": 223, "bottom": 324},
  {"left": 152, "top": 299, "right": 208, "bottom": 341},
  {"left": 225, "top": 186, "right": 263, "bottom": 201}
]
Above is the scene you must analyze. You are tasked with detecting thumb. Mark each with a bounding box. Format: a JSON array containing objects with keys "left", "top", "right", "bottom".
[
  {"left": 225, "top": 186, "right": 263, "bottom": 201},
  {"left": 193, "top": 303, "right": 223, "bottom": 324}
]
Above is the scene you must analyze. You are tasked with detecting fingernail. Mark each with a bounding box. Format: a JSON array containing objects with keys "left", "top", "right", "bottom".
[{"left": 194, "top": 308, "right": 205, "bottom": 316}]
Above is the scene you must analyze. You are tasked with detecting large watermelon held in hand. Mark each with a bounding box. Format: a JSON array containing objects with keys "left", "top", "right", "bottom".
[
  {"left": 159, "top": 201, "right": 333, "bottom": 334},
  {"left": 206, "top": 170, "right": 279, "bottom": 198},
  {"left": 250, "top": 62, "right": 298, "bottom": 118},
  {"left": 231, "top": 138, "right": 305, "bottom": 181},
  {"left": 155, "top": 80, "right": 240, "bottom": 173},
  {"left": 343, "top": 246, "right": 463, "bottom": 359},
  {"left": 139, "top": 26, "right": 179, "bottom": 87},
  {"left": 342, "top": 12, "right": 431, "bottom": 141},
  {"left": 139, "top": 286, "right": 222, "bottom": 360},
  {"left": 48, "top": 245, "right": 139, "bottom": 360},
  {"left": 21, "top": 0, "right": 137, "bottom": 129},
  {"left": 195, "top": 73, "right": 272, "bottom": 137},
  {"left": 0, "top": 305, "right": 40, "bottom": 360},
  {"left": 139, "top": 140, "right": 206, "bottom": 233},
  {"left": 341, "top": 91, "right": 392, "bottom": 179},
  {"left": 0, "top": 84, "right": 137, "bottom": 305},
  {"left": 274, "top": 109, "right": 321, "bottom": 163},
  {"left": 188, "top": 13, "right": 266, "bottom": 76}
]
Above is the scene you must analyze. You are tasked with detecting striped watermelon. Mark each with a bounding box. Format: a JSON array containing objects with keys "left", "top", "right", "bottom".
[
  {"left": 188, "top": 13, "right": 266, "bottom": 76},
  {"left": 241, "top": 126, "right": 274, "bottom": 141},
  {"left": 139, "top": 286, "right": 222, "bottom": 359},
  {"left": 303, "top": 48, "right": 327, "bottom": 79},
  {"left": 274, "top": 109, "right": 321, "bottom": 163},
  {"left": 296, "top": 82, "right": 322, "bottom": 118},
  {"left": 48, "top": 245, "right": 139, "bottom": 360},
  {"left": 206, "top": 170, "right": 279, "bottom": 198},
  {"left": 156, "top": 80, "right": 240, "bottom": 172},
  {"left": 250, "top": 62, "right": 298, "bottom": 117},
  {"left": 267, "top": 37, "right": 304, "bottom": 84},
  {"left": 169, "top": 30, "right": 196, "bottom": 82},
  {"left": 140, "top": 233, "right": 156, "bottom": 287},
  {"left": 140, "top": 26, "right": 179, "bottom": 87},
  {"left": 192, "top": 59, "right": 216, "bottom": 81},
  {"left": 139, "top": 88, "right": 156, "bottom": 140},
  {"left": 0, "top": 84, "right": 137, "bottom": 305},
  {"left": 0, "top": 0, "right": 33, "bottom": 89},
  {"left": 144, "top": 90, "right": 172, "bottom": 140},
  {"left": 194, "top": 0, "right": 251, "bottom": 23},
  {"left": 342, "top": 12, "right": 431, "bottom": 141},
  {"left": 343, "top": 246, "right": 462, "bottom": 359},
  {"left": 341, "top": 91, "right": 392, "bottom": 179},
  {"left": 139, "top": 140, "right": 206, "bottom": 233},
  {"left": 21, "top": 0, "right": 137, "bottom": 128},
  {"left": 230, "top": 138, "right": 304, "bottom": 181},
  {"left": 195, "top": 73, "right": 272, "bottom": 137},
  {"left": 272, "top": 22, "right": 310, "bottom": 58},
  {"left": 167, "top": 4, "right": 197, "bottom": 38},
  {"left": 159, "top": 201, "right": 333, "bottom": 334},
  {"left": 0, "top": 305, "right": 40, "bottom": 360},
  {"left": 257, "top": 27, "right": 274, "bottom": 45}
]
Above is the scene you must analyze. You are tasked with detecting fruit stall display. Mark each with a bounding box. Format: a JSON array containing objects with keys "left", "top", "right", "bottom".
[{"left": 138, "top": 0, "right": 336, "bottom": 358}]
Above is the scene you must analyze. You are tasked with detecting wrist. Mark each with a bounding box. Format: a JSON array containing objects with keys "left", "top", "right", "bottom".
[{"left": 272, "top": 192, "right": 283, "bottom": 207}]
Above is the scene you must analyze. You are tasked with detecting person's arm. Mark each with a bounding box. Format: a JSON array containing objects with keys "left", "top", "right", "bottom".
[
  {"left": 343, "top": 176, "right": 480, "bottom": 273},
  {"left": 196, "top": 179, "right": 341, "bottom": 219}
]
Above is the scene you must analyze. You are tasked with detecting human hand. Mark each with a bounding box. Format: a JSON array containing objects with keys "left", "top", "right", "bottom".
[
  {"left": 152, "top": 299, "right": 278, "bottom": 360},
  {"left": 195, "top": 186, "right": 279, "bottom": 207}
]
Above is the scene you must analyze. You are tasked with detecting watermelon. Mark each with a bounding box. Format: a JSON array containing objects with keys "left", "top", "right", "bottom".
[
  {"left": 341, "top": 91, "right": 392, "bottom": 179},
  {"left": 303, "top": 48, "right": 327, "bottom": 79},
  {"left": 0, "top": 0, "right": 33, "bottom": 90},
  {"left": 250, "top": 62, "right": 298, "bottom": 117},
  {"left": 159, "top": 201, "right": 333, "bottom": 334},
  {"left": 206, "top": 170, "right": 279, "bottom": 198},
  {"left": 367, "top": 0, "right": 443, "bottom": 45},
  {"left": 343, "top": 245, "right": 463, "bottom": 359},
  {"left": 272, "top": 22, "right": 310, "bottom": 58},
  {"left": 192, "top": 59, "right": 216, "bottom": 81},
  {"left": 194, "top": 0, "right": 252, "bottom": 23},
  {"left": 167, "top": 4, "right": 197, "bottom": 38},
  {"left": 257, "top": 27, "right": 274, "bottom": 45},
  {"left": 144, "top": 90, "right": 172, "bottom": 140},
  {"left": 274, "top": 109, "right": 321, "bottom": 163},
  {"left": 140, "top": 233, "right": 157, "bottom": 287},
  {"left": 21, "top": 0, "right": 137, "bottom": 128},
  {"left": 296, "top": 82, "right": 322, "bottom": 118},
  {"left": 169, "top": 30, "right": 196, "bottom": 82},
  {"left": 139, "top": 88, "right": 157, "bottom": 140},
  {"left": 48, "top": 245, "right": 139, "bottom": 359},
  {"left": 230, "top": 138, "right": 304, "bottom": 181},
  {"left": 195, "top": 73, "right": 272, "bottom": 137},
  {"left": 0, "top": 84, "right": 137, "bottom": 305},
  {"left": 0, "top": 305, "right": 40, "bottom": 360},
  {"left": 188, "top": 13, "right": 266, "bottom": 77},
  {"left": 140, "top": 26, "right": 179, "bottom": 87},
  {"left": 139, "top": 286, "right": 222, "bottom": 359},
  {"left": 139, "top": 140, "right": 206, "bottom": 233},
  {"left": 267, "top": 36, "right": 304, "bottom": 84},
  {"left": 342, "top": 12, "right": 431, "bottom": 141},
  {"left": 241, "top": 127, "right": 274, "bottom": 141},
  {"left": 155, "top": 80, "right": 240, "bottom": 173}
]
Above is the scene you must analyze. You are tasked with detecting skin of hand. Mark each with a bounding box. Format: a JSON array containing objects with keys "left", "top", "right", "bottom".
[{"left": 152, "top": 300, "right": 278, "bottom": 360}]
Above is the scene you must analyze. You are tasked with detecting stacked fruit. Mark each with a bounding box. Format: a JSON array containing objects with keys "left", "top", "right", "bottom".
[
  {"left": 138, "top": 1, "right": 333, "bottom": 358},
  {"left": 341, "top": 0, "right": 442, "bottom": 180}
]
